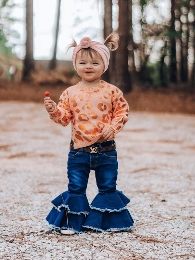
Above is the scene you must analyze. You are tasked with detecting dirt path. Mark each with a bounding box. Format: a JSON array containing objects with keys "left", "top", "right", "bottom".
[{"left": 0, "top": 101, "right": 195, "bottom": 260}]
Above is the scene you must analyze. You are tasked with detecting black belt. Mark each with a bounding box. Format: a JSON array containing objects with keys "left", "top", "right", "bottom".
[{"left": 70, "top": 140, "right": 116, "bottom": 154}]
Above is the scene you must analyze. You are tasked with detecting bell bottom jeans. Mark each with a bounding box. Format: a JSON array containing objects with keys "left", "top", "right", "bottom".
[
  {"left": 67, "top": 148, "right": 118, "bottom": 194},
  {"left": 46, "top": 147, "right": 134, "bottom": 232}
]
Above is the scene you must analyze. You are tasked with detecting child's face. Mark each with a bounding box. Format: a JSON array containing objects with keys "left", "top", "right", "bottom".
[{"left": 75, "top": 50, "right": 104, "bottom": 82}]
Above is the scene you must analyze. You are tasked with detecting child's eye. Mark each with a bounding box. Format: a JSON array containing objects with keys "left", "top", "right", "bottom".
[
  {"left": 93, "top": 62, "right": 99, "bottom": 65},
  {"left": 79, "top": 62, "right": 85, "bottom": 64}
]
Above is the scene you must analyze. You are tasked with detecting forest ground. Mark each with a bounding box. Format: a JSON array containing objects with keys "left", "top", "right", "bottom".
[{"left": 0, "top": 82, "right": 195, "bottom": 259}]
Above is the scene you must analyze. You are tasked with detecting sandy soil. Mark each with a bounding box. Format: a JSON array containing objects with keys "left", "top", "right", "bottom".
[{"left": 0, "top": 101, "right": 195, "bottom": 259}]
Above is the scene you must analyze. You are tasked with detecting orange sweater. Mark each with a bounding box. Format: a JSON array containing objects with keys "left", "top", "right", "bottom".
[{"left": 49, "top": 80, "right": 129, "bottom": 149}]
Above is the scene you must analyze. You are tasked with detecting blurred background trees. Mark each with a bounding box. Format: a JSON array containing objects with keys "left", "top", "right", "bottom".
[
  {"left": 0, "top": 0, "right": 21, "bottom": 80},
  {"left": 22, "top": 0, "right": 34, "bottom": 80},
  {"left": 0, "top": 0, "right": 195, "bottom": 92},
  {"left": 49, "top": 0, "right": 62, "bottom": 70}
]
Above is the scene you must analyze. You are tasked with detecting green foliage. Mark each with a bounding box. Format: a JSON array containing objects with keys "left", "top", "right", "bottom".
[
  {"left": 0, "top": 31, "right": 22, "bottom": 80},
  {"left": 0, "top": 0, "right": 21, "bottom": 81},
  {"left": 0, "top": 0, "right": 20, "bottom": 56},
  {"left": 0, "top": 0, "right": 19, "bottom": 31},
  {"left": 0, "top": 33, "right": 13, "bottom": 56},
  {"left": 180, "top": 0, "right": 190, "bottom": 7},
  {"left": 139, "top": 0, "right": 154, "bottom": 11},
  {"left": 0, "top": 0, "right": 17, "bottom": 9},
  {"left": 0, "top": 0, "right": 9, "bottom": 8},
  {"left": 144, "top": 61, "right": 169, "bottom": 86},
  {"left": 139, "top": 0, "right": 147, "bottom": 8},
  {"left": 163, "top": 31, "right": 182, "bottom": 39},
  {"left": 139, "top": 0, "right": 151, "bottom": 8}
]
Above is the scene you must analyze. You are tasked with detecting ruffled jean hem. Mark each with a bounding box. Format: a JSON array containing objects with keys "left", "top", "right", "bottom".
[
  {"left": 47, "top": 223, "right": 85, "bottom": 234},
  {"left": 89, "top": 205, "right": 128, "bottom": 213},
  {"left": 46, "top": 190, "right": 134, "bottom": 233},
  {"left": 82, "top": 225, "right": 134, "bottom": 233},
  {"left": 53, "top": 204, "right": 89, "bottom": 215},
  {"left": 46, "top": 191, "right": 89, "bottom": 232}
]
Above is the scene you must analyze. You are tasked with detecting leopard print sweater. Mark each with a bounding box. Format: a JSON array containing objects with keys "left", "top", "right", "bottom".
[{"left": 48, "top": 80, "right": 129, "bottom": 149}]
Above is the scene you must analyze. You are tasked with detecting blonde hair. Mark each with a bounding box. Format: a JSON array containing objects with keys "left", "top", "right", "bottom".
[{"left": 104, "top": 32, "right": 119, "bottom": 51}]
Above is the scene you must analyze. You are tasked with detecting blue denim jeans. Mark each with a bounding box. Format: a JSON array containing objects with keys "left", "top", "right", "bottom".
[
  {"left": 46, "top": 141, "right": 134, "bottom": 232},
  {"left": 67, "top": 147, "right": 118, "bottom": 194}
]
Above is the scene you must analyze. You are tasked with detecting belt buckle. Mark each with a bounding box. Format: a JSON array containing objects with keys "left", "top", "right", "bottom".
[{"left": 90, "top": 146, "right": 98, "bottom": 153}]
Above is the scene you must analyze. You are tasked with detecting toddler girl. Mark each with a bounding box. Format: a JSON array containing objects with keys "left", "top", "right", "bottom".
[{"left": 44, "top": 33, "right": 134, "bottom": 234}]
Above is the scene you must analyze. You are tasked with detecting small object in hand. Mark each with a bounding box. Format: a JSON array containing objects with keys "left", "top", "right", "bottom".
[{"left": 44, "top": 91, "right": 50, "bottom": 97}]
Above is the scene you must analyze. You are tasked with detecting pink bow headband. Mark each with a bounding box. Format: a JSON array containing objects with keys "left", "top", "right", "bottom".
[{"left": 72, "top": 37, "right": 110, "bottom": 73}]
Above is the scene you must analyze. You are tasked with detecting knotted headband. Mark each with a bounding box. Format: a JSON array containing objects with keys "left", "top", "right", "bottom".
[{"left": 72, "top": 37, "right": 110, "bottom": 73}]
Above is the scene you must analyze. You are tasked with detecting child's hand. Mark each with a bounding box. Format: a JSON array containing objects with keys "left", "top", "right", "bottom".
[
  {"left": 44, "top": 97, "right": 56, "bottom": 113},
  {"left": 102, "top": 126, "right": 115, "bottom": 140}
]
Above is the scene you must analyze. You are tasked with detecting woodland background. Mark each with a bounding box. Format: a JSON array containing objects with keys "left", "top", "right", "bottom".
[
  {"left": 0, "top": 0, "right": 195, "bottom": 113},
  {"left": 0, "top": 2, "right": 195, "bottom": 258}
]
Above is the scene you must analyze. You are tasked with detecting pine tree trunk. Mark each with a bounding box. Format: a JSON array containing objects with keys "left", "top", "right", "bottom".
[
  {"left": 180, "top": 3, "right": 189, "bottom": 82},
  {"left": 192, "top": 34, "right": 195, "bottom": 87},
  {"left": 103, "top": 0, "right": 112, "bottom": 40},
  {"left": 103, "top": 0, "right": 113, "bottom": 83},
  {"left": 22, "top": 0, "right": 34, "bottom": 81},
  {"left": 128, "top": 0, "right": 134, "bottom": 75},
  {"left": 159, "top": 42, "right": 168, "bottom": 87},
  {"left": 49, "top": 0, "right": 61, "bottom": 70},
  {"left": 170, "top": 0, "right": 177, "bottom": 83},
  {"left": 115, "top": 0, "right": 131, "bottom": 93},
  {"left": 190, "top": 0, "right": 195, "bottom": 87}
]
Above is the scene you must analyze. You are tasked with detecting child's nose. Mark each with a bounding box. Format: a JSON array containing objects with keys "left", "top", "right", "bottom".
[{"left": 86, "top": 63, "right": 92, "bottom": 68}]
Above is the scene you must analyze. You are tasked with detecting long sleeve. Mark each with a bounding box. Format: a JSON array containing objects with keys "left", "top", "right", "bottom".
[
  {"left": 110, "top": 87, "right": 129, "bottom": 134},
  {"left": 48, "top": 89, "right": 72, "bottom": 127},
  {"left": 46, "top": 81, "right": 129, "bottom": 149}
]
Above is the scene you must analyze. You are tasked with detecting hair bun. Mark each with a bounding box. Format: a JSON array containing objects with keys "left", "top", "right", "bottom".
[{"left": 104, "top": 32, "right": 119, "bottom": 51}]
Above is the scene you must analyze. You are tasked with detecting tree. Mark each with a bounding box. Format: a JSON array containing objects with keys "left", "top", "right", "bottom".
[
  {"left": 128, "top": 0, "right": 134, "bottom": 75},
  {"left": 103, "top": 0, "right": 112, "bottom": 41},
  {"left": 0, "top": 0, "right": 19, "bottom": 54},
  {"left": 159, "top": 40, "right": 168, "bottom": 86},
  {"left": 49, "top": 0, "right": 61, "bottom": 70},
  {"left": 180, "top": 0, "right": 189, "bottom": 82},
  {"left": 190, "top": 0, "right": 195, "bottom": 87},
  {"left": 22, "top": 0, "right": 34, "bottom": 81},
  {"left": 103, "top": 0, "right": 113, "bottom": 82},
  {"left": 134, "top": 0, "right": 157, "bottom": 83},
  {"left": 169, "top": 0, "right": 177, "bottom": 83},
  {"left": 115, "top": 0, "right": 131, "bottom": 93},
  {"left": 0, "top": 34, "right": 13, "bottom": 57}
]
